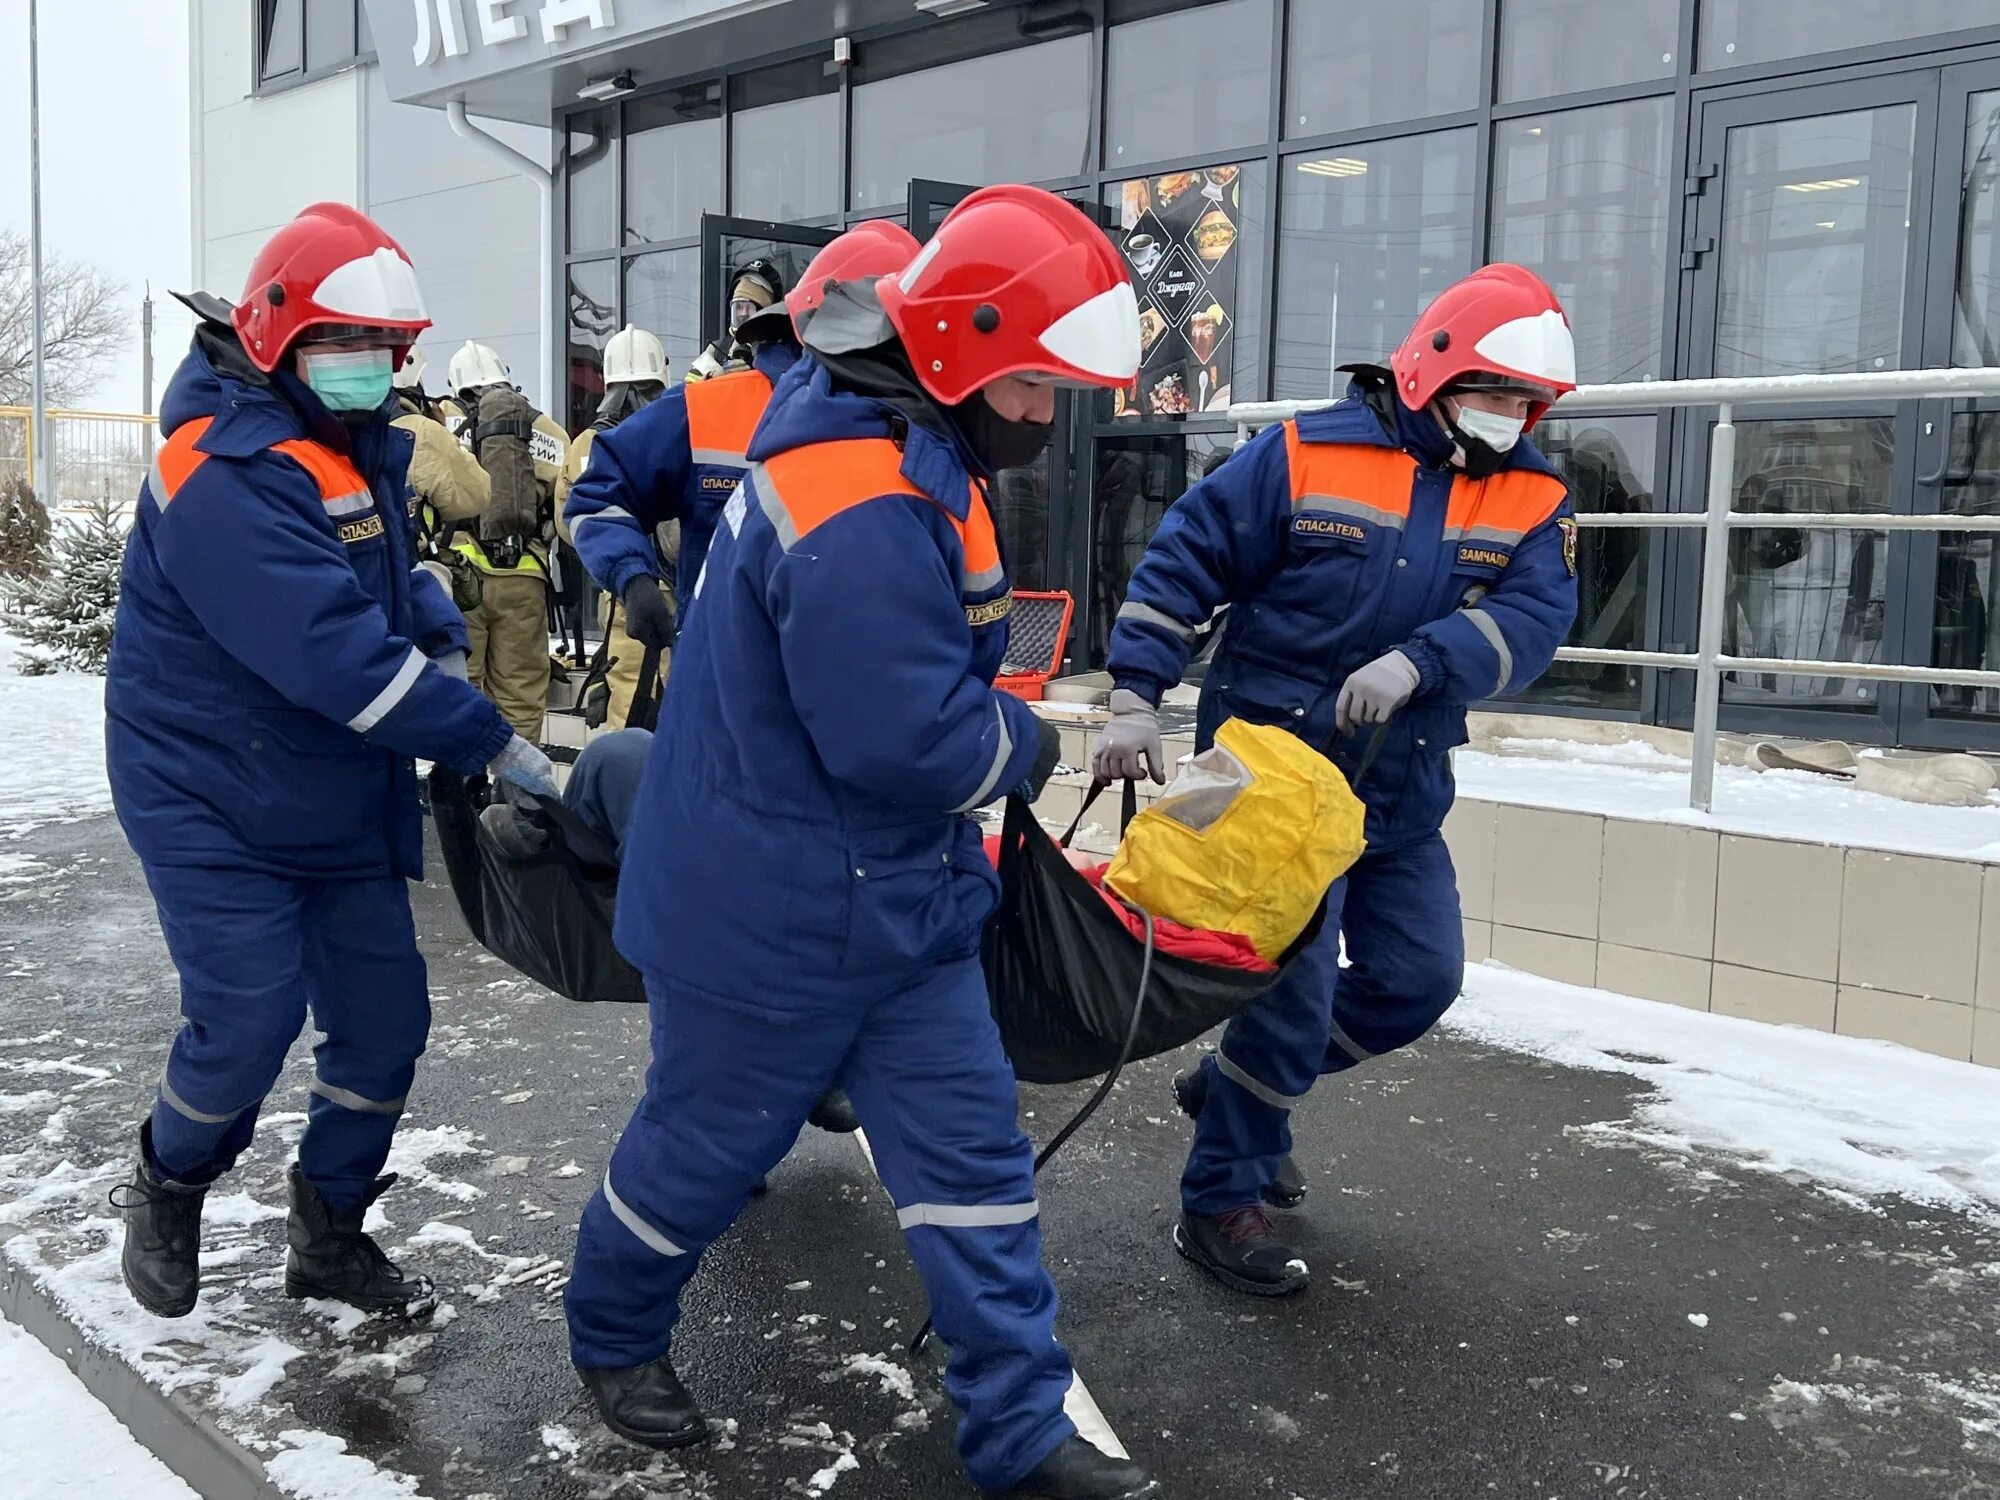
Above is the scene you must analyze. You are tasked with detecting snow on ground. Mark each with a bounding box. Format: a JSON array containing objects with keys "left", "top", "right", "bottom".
[
  {"left": 1456, "top": 738, "right": 2000, "bottom": 862},
  {"left": 1452, "top": 962, "right": 2000, "bottom": 1223},
  {"left": 0, "top": 1311, "right": 201, "bottom": 1499},
  {"left": 0, "top": 637, "right": 111, "bottom": 836}
]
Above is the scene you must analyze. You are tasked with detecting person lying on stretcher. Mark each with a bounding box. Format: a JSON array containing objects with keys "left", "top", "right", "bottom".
[{"left": 477, "top": 729, "right": 860, "bottom": 1136}]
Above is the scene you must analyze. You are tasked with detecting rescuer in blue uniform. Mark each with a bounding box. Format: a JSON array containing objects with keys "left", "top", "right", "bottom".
[
  {"left": 1095, "top": 264, "right": 1582, "bottom": 1297},
  {"left": 561, "top": 187, "right": 1161, "bottom": 1500},
  {"left": 106, "top": 204, "right": 558, "bottom": 1322}
]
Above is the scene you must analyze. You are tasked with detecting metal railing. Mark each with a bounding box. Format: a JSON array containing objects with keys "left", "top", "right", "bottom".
[
  {"left": 0, "top": 406, "right": 154, "bottom": 518},
  {"left": 1225, "top": 367, "right": 2000, "bottom": 811}
]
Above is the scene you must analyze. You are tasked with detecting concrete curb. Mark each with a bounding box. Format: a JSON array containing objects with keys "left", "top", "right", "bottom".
[{"left": 0, "top": 1247, "right": 288, "bottom": 1500}]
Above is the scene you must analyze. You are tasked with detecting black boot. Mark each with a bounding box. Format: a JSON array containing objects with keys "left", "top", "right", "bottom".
[
  {"left": 284, "top": 1165, "right": 436, "bottom": 1317},
  {"left": 110, "top": 1126, "right": 205, "bottom": 1318},
  {"left": 1174, "top": 1205, "right": 1309, "bottom": 1297},
  {"left": 807, "top": 1087, "right": 860, "bottom": 1134},
  {"left": 1173, "top": 1060, "right": 1306, "bottom": 1208},
  {"left": 986, "top": 1436, "right": 1161, "bottom": 1499},
  {"left": 577, "top": 1355, "right": 709, "bottom": 1450}
]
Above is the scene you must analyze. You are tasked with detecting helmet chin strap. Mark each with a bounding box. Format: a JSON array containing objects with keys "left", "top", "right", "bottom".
[{"left": 1430, "top": 399, "right": 1511, "bottom": 480}]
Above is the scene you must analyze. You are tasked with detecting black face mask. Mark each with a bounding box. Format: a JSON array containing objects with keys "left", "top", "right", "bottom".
[{"left": 952, "top": 393, "right": 1054, "bottom": 472}]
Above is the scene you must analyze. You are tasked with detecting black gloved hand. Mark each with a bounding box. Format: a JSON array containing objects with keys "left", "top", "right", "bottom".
[
  {"left": 621, "top": 574, "right": 678, "bottom": 651},
  {"left": 1016, "top": 716, "right": 1064, "bottom": 804}
]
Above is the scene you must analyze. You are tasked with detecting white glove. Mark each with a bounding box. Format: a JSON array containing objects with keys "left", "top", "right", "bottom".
[
  {"left": 1092, "top": 689, "right": 1167, "bottom": 784},
  {"left": 1335, "top": 650, "right": 1420, "bottom": 734},
  {"left": 433, "top": 649, "right": 470, "bottom": 682},
  {"left": 490, "top": 734, "right": 558, "bottom": 800}
]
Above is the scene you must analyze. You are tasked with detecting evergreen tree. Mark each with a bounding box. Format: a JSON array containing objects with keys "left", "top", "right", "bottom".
[
  {"left": 3, "top": 488, "right": 124, "bottom": 673},
  {"left": 0, "top": 475, "right": 51, "bottom": 583}
]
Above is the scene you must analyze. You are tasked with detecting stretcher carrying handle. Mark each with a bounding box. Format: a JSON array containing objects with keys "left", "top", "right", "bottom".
[
  {"left": 1059, "top": 778, "right": 1139, "bottom": 850},
  {"left": 627, "top": 644, "right": 664, "bottom": 732}
]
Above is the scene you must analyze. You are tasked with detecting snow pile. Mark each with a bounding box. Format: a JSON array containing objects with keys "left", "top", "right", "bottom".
[
  {"left": 1452, "top": 963, "right": 2000, "bottom": 1222},
  {"left": 0, "top": 1312, "right": 201, "bottom": 1499},
  {"left": 0, "top": 641, "right": 110, "bottom": 835},
  {"left": 1455, "top": 740, "right": 2000, "bottom": 862}
]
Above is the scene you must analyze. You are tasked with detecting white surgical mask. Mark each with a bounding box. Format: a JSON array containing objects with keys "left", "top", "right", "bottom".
[{"left": 1451, "top": 402, "right": 1526, "bottom": 453}]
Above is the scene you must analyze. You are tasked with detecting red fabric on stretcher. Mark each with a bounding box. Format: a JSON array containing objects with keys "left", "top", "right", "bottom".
[{"left": 982, "top": 834, "right": 1276, "bottom": 974}]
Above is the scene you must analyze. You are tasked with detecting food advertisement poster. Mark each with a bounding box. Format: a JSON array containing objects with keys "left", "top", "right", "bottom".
[{"left": 1111, "top": 161, "right": 1245, "bottom": 420}]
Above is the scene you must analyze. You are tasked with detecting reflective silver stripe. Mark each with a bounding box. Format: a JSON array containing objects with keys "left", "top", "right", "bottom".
[
  {"left": 603, "top": 1173, "right": 686, "bottom": 1257},
  {"left": 570, "top": 504, "right": 635, "bottom": 536},
  {"left": 322, "top": 490, "right": 373, "bottom": 518},
  {"left": 1296, "top": 493, "right": 1408, "bottom": 529},
  {"left": 1462, "top": 607, "right": 1514, "bottom": 694},
  {"left": 964, "top": 563, "right": 1007, "bottom": 594},
  {"left": 1461, "top": 524, "right": 1528, "bottom": 547},
  {"left": 953, "top": 702, "right": 1016, "bottom": 813},
  {"left": 689, "top": 446, "right": 749, "bottom": 467},
  {"left": 1117, "top": 600, "right": 1197, "bottom": 641},
  {"left": 348, "top": 646, "right": 427, "bottom": 733},
  {"left": 1215, "top": 1050, "right": 1307, "bottom": 1111},
  {"left": 158, "top": 1072, "right": 243, "bottom": 1127},
  {"left": 147, "top": 453, "right": 172, "bottom": 507},
  {"left": 751, "top": 464, "right": 800, "bottom": 552},
  {"left": 1325, "top": 1016, "right": 1377, "bottom": 1065},
  {"left": 896, "top": 1200, "right": 1039, "bottom": 1231},
  {"left": 310, "top": 1079, "right": 407, "bottom": 1115}
]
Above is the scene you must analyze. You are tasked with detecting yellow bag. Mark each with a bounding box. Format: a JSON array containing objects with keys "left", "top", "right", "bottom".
[{"left": 1103, "top": 719, "right": 1365, "bottom": 961}]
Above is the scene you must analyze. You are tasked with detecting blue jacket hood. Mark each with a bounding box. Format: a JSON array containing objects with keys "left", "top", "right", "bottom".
[{"left": 160, "top": 327, "right": 394, "bottom": 462}]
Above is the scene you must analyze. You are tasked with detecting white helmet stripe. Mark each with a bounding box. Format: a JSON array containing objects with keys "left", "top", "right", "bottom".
[
  {"left": 1472, "top": 310, "right": 1576, "bottom": 388},
  {"left": 1036, "top": 283, "right": 1142, "bottom": 383},
  {"left": 315, "top": 247, "right": 427, "bottom": 324}
]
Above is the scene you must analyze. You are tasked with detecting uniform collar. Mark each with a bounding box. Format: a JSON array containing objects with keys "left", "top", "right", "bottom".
[{"left": 1298, "top": 371, "right": 1562, "bottom": 480}]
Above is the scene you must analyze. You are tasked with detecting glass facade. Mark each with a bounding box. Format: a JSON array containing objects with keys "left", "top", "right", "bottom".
[{"left": 550, "top": 0, "right": 2000, "bottom": 748}]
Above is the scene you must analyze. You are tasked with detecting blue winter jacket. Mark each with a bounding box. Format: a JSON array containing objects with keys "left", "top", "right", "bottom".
[
  {"left": 1106, "top": 380, "right": 1578, "bottom": 846},
  {"left": 564, "top": 342, "right": 800, "bottom": 619},
  {"left": 106, "top": 328, "right": 514, "bottom": 882},
  {"left": 612, "top": 354, "right": 1044, "bottom": 1007}
]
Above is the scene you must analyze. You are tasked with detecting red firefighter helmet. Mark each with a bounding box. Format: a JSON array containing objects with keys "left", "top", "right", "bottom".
[
  {"left": 786, "top": 220, "right": 923, "bottom": 334},
  {"left": 876, "top": 184, "right": 1140, "bottom": 406},
  {"left": 231, "top": 203, "right": 431, "bottom": 373},
  {"left": 1389, "top": 263, "right": 1576, "bottom": 429}
]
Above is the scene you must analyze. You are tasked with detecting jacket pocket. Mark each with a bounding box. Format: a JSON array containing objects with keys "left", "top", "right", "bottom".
[
  {"left": 847, "top": 821, "right": 996, "bottom": 971},
  {"left": 231, "top": 708, "right": 386, "bottom": 857},
  {"left": 1209, "top": 657, "right": 1326, "bottom": 744}
]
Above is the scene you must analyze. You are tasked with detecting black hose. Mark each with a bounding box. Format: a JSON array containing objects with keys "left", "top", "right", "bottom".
[{"left": 909, "top": 907, "right": 1158, "bottom": 1357}]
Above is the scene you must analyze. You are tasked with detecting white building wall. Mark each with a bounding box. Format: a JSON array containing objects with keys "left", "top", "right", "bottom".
[{"left": 190, "top": 0, "right": 549, "bottom": 408}]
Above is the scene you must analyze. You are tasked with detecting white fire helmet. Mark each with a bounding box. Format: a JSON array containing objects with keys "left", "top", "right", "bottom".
[
  {"left": 393, "top": 346, "right": 427, "bottom": 391},
  {"left": 447, "top": 340, "right": 511, "bottom": 394},
  {"left": 603, "top": 324, "right": 667, "bottom": 387}
]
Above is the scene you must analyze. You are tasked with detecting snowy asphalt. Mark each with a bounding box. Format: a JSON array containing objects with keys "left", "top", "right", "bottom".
[{"left": 2, "top": 812, "right": 1997, "bottom": 1499}]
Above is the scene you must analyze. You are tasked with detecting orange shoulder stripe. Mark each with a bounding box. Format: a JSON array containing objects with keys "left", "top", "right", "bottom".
[
  {"left": 149, "top": 417, "right": 216, "bottom": 502},
  {"left": 1446, "top": 468, "right": 1568, "bottom": 542},
  {"left": 756, "top": 438, "right": 924, "bottom": 542},
  {"left": 686, "top": 368, "right": 773, "bottom": 458},
  {"left": 1287, "top": 424, "right": 1420, "bottom": 524},
  {"left": 270, "top": 437, "right": 371, "bottom": 500}
]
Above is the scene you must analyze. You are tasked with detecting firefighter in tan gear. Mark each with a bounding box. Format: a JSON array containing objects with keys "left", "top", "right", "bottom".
[
  {"left": 392, "top": 348, "right": 490, "bottom": 603},
  {"left": 553, "top": 325, "right": 675, "bottom": 728},
  {"left": 684, "top": 259, "right": 783, "bottom": 383},
  {"left": 444, "top": 341, "right": 569, "bottom": 742}
]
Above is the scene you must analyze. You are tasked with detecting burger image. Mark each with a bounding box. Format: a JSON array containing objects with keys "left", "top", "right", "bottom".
[{"left": 1192, "top": 208, "right": 1237, "bottom": 263}]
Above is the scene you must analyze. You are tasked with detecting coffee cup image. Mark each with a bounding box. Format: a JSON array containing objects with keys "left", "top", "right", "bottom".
[{"left": 1127, "top": 233, "right": 1162, "bottom": 277}]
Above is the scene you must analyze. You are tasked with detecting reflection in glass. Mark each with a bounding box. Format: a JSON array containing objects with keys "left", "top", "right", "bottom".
[
  {"left": 731, "top": 93, "right": 839, "bottom": 221},
  {"left": 1715, "top": 107, "right": 1914, "bottom": 378},
  {"left": 623, "top": 249, "right": 701, "bottom": 381},
  {"left": 625, "top": 87, "right": 723, "bottom": 245},
  {"left": 1106, "top": 0, "right": 1274, "bottom": 168},
  {"left": 1930, "top": 411, "right": 2000, "bottom": 716},
  {"left": 565, "top": 262, "right": 617, "bottom": 432},
  {"left": 1274, "top": 131, "right": 1476, "bottom": 401},
  {"left": 1498, "top": 0, "right": 1675, "bottom": 102},
  {"left": 1700, "top": 0, "right": 2000, "bottom": 70},
  {"left": 564, "top": 109, "right": 616, "bottom": 254},
  {"left": 849, "top": 38, "right": 1091, "bottom": 211},
  {"left": 1954, "top": 92, "right": 2000, "bottom": 368},
  {"left": 1284, "top": 0, "right": 1481, "bottom": 137},
  {"left": 1491, "top": 98, "right": 1672, "bottom": 384},
  {"left": 1511, "top": 415, "right": 1656, "bottom": 711},
  {"left": 1089, "top": 433, "right": 1235, "bottom": 663},
  {"left": 991, "top": 453, "right": 1051, "bottom": 591},
  {"left": 304, "top": 0, "right": 356, "bottom": 72},
  {"left": 1721, "top": 418, "right": 1894, "bottom": 708}
]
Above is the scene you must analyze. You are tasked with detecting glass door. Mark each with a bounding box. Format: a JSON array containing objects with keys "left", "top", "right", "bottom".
[
  {"left": 696, "top": 214, "right": 838, "bottom": 354},
  {"left": 1903, "top": 60, "right": 2000, "bottom": 749},
  {"left": 1670, "top": 75, "right": 1940, "bottom": 744}
]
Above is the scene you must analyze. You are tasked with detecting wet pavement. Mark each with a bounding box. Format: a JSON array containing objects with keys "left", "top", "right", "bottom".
[{"left": 2, "top": 811, "right": 1997, "bottom": 1499}]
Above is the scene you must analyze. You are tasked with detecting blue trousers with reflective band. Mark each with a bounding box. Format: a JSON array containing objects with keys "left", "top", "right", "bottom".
[
  {"left": 565, "top": 961, "right": 1076, "bottom": 1492},
  {"left": 1180, "top": 832, "right": 1465, "bottom": 1217},
  {"left": 141, "top": 863, "right": 430, "bottom": 1211}
]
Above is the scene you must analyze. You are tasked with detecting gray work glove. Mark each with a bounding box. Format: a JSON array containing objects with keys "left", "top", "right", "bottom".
[
  {"left": 1092, "top": 688, "right": 1167, "bottom": 785},
  {"left": 490, "top": 734, "right": 558, "bottom": 800},
  {"left": 433, "top": 649, "right": 470, "bottom": 682},
  {"left": 1335, "top": 649, "right": 1420, "bottom": 735}
]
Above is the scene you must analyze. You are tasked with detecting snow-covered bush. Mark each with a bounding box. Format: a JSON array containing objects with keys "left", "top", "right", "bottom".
[
  {"left": 2, "top": 490, "right": 124, "bottom": 673},
  {"left": 0, "top": 475, "right": 51, "bottom": 586}
]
